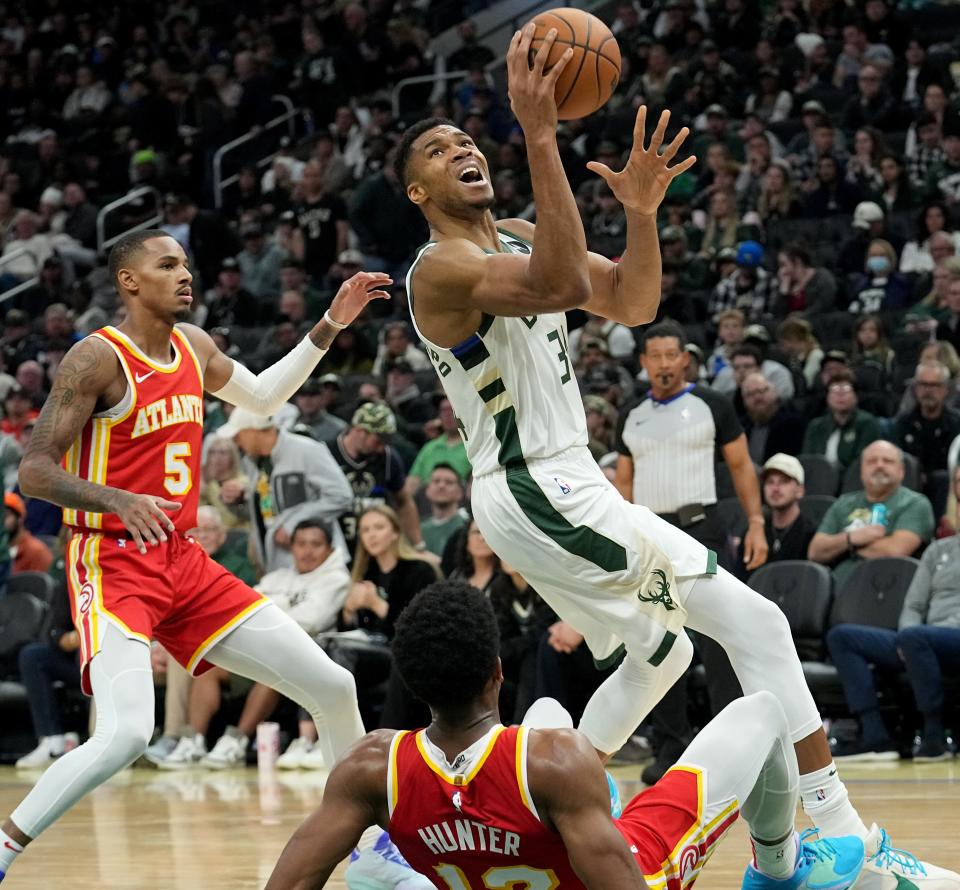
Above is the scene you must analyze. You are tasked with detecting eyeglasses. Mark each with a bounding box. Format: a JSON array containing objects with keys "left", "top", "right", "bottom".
[{"left": 828, "top": 384, "right": 854, "bottom": 393}]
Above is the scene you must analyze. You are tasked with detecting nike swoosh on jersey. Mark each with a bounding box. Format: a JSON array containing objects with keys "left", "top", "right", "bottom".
[{"left": 135, "top": 370, "right": 156, "bottom": 383}]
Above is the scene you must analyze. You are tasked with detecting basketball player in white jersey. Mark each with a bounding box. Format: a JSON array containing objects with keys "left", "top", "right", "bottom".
[{"left": 392, "top": 24, "right": 958, "bottom": 888}]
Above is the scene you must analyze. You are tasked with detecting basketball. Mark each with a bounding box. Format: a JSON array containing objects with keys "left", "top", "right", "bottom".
[{"left": 527, "top": 8, "right": 621, "bottom": 120}]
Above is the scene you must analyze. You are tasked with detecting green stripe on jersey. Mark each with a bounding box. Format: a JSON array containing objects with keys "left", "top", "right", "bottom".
[
  {"left": 478, "top": 377, "right": 506, "bottom": 403},
  {"left": 492, "top": 406, "right": 627, "bottom": 573}
]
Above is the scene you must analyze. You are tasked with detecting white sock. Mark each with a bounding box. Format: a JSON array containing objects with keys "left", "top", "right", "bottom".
[
  {"left": 0, "top": 829, "right": 24, "bottom": 873},
  {"left": 751, "top": 831, "right": 799, "bottom": 880},
  {"left": 798, "top": 762, "right": 868, "bottom": 840},
  {"left": 46, "top": 735, "right": 65, "bottom": 756},
  {"left": 522, "top": 697, "right": 574, "bottom": 729}
]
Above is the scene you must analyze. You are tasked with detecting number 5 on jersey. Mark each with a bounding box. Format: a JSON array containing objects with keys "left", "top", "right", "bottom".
[{"left": 164, "top": 442, "right": 192, "bottom": 496}]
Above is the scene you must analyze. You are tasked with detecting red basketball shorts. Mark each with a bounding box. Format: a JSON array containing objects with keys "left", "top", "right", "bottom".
[
  {"left": 66, "top": 530, "right": 268, "bottom": 695},
  {"left": 616, "top": 766, "right": 741, "bottom": 890}
]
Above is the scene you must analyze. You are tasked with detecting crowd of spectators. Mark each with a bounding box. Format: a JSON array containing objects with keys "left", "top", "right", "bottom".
[{"left": 1, "top": 0, "right": 960, "bottom": 770}]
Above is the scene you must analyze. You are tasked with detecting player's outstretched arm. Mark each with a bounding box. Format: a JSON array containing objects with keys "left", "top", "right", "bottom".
[
  {"left": 583, "top": 107, "right": 697, "bottom": 326},
  {"left": 528, "top": 729, "right": 650, "bottom": 889},
  {"left": 19, "top": 337, "right": 181, "bottom": 554},
  {"left": 183, "top": 271, "right": 392, "bottom": 410},
  {"left": 265, "top": 732, "right": 393, "bottom": 890}
]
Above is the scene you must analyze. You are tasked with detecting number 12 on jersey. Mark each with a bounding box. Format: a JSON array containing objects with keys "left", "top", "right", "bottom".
[{"left": 435, "top": 863, "right": 559, "bottom": 889}]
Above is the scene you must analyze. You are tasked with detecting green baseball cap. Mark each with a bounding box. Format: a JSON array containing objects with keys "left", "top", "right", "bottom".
[{"left": 351, "top": 401, "right": 397, "bottom": 436}]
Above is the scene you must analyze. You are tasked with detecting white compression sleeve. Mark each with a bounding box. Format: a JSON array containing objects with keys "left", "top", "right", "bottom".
[{"left": 209, "top": 336, "right": 327, "bottom": 415}]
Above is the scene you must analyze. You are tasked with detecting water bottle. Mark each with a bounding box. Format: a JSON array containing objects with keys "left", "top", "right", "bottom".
[{"left": 871, "top": 503, "right": 888, "bottom": 527}]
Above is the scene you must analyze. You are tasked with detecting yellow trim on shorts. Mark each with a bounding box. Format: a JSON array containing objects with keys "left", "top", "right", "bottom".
[
  {"left": 387, "top": 730, "right": 409, "bottom": 819},
  {"left": 185, "top": 596, "right": 270, "bottom": 673},
  {"left": 415, "top": 726, "right": 506, "bottom": 786},
  {"left": 86, "top": 534, "right": 150, "bottom": 646}
]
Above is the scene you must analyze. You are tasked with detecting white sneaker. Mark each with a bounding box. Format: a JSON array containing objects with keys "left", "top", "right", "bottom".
[
  {"left": 276, "top": 736, "right": 313, "bottom": 769},
  {"left": 15, "top": 737, "right": 64, "bottom": 768},
  {"left": 345, "top": 848, "right": 435, "bottom": 890},
  {"left": 157, "top": 733, "right": 207, "bottom": 770},
  {"left": 856, "top": 823, "right": 960, "bottom": 889},
  {"left": 143, "top": 734, "right": 179, "bottom": 766},
  {"left": 201, "top": 727, "right": 248, "bottom": 770},
  {"left": 300, "top": 744, "right": 329, "bottom": 771}
]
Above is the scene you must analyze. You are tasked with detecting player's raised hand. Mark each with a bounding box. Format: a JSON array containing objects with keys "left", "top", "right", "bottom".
[
  {"left": 506, "top": 22, "right": 573, "bottom": 139},
  {"left": 111, "top": 491, "right": 181, "bottom": 554},
  {"left": 326, "top": 271, "right": 393, "bottom": 326},
  {"left": 586, "top": 107, "right": 696, "bottom": 216}
]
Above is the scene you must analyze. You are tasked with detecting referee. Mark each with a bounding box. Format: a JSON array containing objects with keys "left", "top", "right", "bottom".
[{"left": 614, "top": 320, "right": 769, "bottom": 781}]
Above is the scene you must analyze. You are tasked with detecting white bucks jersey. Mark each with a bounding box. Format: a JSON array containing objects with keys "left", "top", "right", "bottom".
[{"left": 408, "top": 229, "right": 588, "bottom": 476}]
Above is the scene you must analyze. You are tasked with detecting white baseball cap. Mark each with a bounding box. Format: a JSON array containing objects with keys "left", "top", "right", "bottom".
[
  {"left": 762, "top": 453, "right": 804, "bottom": 485},
  {"left": 216, "top": 407, "right": 275, "bottom": 439}
]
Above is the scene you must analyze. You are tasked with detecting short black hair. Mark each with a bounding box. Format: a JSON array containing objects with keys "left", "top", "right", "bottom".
[
  {"left": 430, "top": 462, "right": 463, "bottom": 483},
  {"left": 392, "top": 580, "right": 500, "bottom": 712},
  {"left": 731, "top": 343, "right": 763, "bottom": 364},
  {"left": 107, "top": 228, "right": 170, "bottom": 288},
  {"left": 292, "top": 518, "right": 332, "bottom": 546},
  {"left": 394, "top": 116, "right": 455, "bottom": 190},
  {"left": 642, "top": 320, "right": 686, "bottom": 352}
]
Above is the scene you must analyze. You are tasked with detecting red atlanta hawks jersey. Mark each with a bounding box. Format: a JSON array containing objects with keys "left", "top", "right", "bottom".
[
  {"left": 387, "top": 725, "right": 586, "bottom": 889},
  {"left": 62, "top": 325, "right": 204, "bottom": 536}
]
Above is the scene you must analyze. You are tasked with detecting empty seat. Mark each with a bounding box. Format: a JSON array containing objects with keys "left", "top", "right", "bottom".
[
  {"left": 799, "top": 494, "right": 836, "bottom": 529},
  {"left": 797, "top": 455, "right": 839, "bottom": 497}
]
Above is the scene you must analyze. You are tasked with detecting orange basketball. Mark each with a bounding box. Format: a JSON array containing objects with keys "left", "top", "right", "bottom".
[{"left": 527, "top": 8, "right": 621, "bottom": 120}]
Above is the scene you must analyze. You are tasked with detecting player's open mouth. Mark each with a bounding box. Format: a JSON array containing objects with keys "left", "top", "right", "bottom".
[{"left": 458, "top": 165, "right": 485, "bottom": 185}]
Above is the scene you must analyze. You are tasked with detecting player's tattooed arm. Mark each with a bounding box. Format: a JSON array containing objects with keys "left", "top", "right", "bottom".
[
  {"left": 20, "top": 338, "right": 180, "bottom": 552},
  {"left": 20, "top": 338, "right": 124, "bottom": 514}
]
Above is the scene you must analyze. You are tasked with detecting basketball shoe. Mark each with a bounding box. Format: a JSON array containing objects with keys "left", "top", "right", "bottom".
[
  {"left": 742, "top": 830, "right": 864, "bottom": 889},
  {"left": 345, "top": 831, "right": 435, "bottom": 890},
  {"left": 158, "top": 732, "right": 207, "bottom": 769},
  {"left": 854, "top": 824, "right": 960, "bottom": 889}
]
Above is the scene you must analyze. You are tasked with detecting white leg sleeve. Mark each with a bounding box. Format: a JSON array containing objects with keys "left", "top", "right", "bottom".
[
  {"left": 11, "top": 625, "right": 154, "bottom": 839},
  {"left": 677, "top": 691, "right": 799, "bottom": 844},
  {"left": 578, "top": 630, "right": 694, "bottom": 755},
  {"left": 205, "top": 604, "right": 364, "bottom": 766},
  {"left": 683, "top": 567, "right": 822, "bottom": 743}
]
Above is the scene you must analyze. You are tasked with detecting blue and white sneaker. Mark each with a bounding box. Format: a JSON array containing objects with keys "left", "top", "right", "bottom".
[
  {"left": 346, "top": 831, "right": 435, "bottom": 890},
  {"left": 742, "top": 829, "right": 864, "bottom": 889},
  {"left": 857, "top": 823, "right": 960, "bottom": 889},
  {"left": 606, "top": 770, "right": 623, "bottom": 818}
]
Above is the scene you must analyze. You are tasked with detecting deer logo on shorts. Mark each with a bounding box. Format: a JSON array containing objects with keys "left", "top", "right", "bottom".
[
  {"left": 679, "top": 845, "right": 700, "bottom": 881},
  {"left": 77, "top": 582, "right": 95, "bottom": 614},
  {"left": 638, "top": 569, "right": 676, "bottom": 611}
]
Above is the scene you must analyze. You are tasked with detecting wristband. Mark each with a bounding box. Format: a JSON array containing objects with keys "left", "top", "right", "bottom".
[{"left": 324, "top": 310, "right": 348, "bottom": 330}]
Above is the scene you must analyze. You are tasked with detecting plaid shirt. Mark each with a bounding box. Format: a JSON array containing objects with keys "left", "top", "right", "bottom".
[
  {"left": 907, "top": 143, "right": 945, "bottom": 191},
  {"left": 791, "top": 145, "right": 850, "bottom": 186},
  {"left": 708, "top": 268, "right": 779, "bottom": 323}
]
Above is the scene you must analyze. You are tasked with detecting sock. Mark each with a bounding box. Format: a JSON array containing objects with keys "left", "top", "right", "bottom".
[
  {"left": 859, "top": 709, "right": 889, "bottom": 745},
  {"left": 0, "top": 830, "right": 24, "bottom": 874},
  {"left": 46, "top": 735, "right": 65, "bottom": 756},
  {"left": 799, "top": 762, "right": 868, "bottom": 841},
  {"left": 751, "top": 831, "right": 799, "bottom": 880}
]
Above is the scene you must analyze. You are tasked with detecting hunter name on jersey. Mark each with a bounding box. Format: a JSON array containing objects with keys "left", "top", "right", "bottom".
[
  {"left": 417, "top": 819, "right": 522, "bottom": 858},
  {"left": 130, "top": 393, "right": 204, "bottom": 439}
]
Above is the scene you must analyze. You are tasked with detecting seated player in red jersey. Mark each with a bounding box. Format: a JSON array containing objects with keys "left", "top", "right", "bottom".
[{"left": 266, "top": 580, "right": 866, "bottom": 890}]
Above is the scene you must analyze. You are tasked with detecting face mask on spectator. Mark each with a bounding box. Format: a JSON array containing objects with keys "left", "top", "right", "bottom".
[{"left": 866, "top": 256, "right": 890, "bottom": 275}]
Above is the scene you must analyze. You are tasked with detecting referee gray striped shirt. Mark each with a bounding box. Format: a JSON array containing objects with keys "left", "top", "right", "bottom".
[{"left": 616, "top": 385, "right": 742, "bottom": 514}]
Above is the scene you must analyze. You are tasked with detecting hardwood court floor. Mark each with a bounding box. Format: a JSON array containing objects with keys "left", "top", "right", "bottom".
[{"left": 0, "top": 759, "right": 957, "bottom": 888}]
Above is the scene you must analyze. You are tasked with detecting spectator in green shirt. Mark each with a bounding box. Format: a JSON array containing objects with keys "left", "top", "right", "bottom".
[
  {"left": 419, "top": 463, "right": 469, "bottom": 559},
  {"left": 403, "top": 397, "right": 471, "bottom": 499},
  {"left": 801, "top": 368, "right": 882, "bottom": 472},
  {"left": 193, "top": 505, "right": 257, "bottom": 586},
  {"left": 808, "top": 440, "right": 935, "bottom": 588}
]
